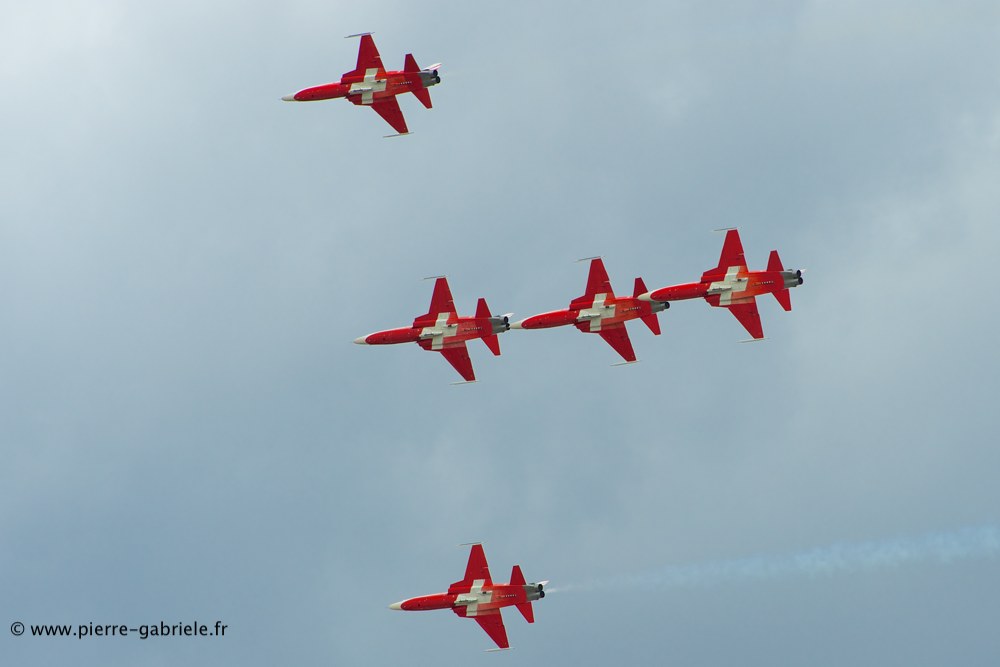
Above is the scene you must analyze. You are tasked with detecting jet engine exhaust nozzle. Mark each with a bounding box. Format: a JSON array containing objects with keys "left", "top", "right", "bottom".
[
  {"left": 781, "top": 270, "right": 804, "bottom": 289},
  {"left": 489, "top": 313, "right": 512, "bottom": 335}
]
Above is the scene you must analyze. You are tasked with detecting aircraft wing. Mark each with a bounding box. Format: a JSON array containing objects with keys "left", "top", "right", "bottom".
[
  {"left": 472, "top": 610, "right": 509, "bottom": 649},
  {"left": 597, "top": 324, "right": 636, "bottom": 362},
  {"left": 414, "top": 277, "right": 456, "bottom": 326},
  {"left": 343, "top": 33, "right": 386, "bottom": 79},
  {"left": 583, "top": 258, "right": 613, "bottom": 298},
  {"left": 715, "top": 229, "right": 747, "bottom": 272},
  {"left": 427, "top": 277, "right": 455, "bottom": 316},
  {"left": 726, "top": 298, "right": 764, "bottom": 339},
  {"left": 439, "top": 344, "right": 476, "bottom": 382},
  {"left": 458, "top": 543, "right": 493, "bottom": 587},
  {"left": 370, "top": 97, "right": 409, "bottom": 135}
]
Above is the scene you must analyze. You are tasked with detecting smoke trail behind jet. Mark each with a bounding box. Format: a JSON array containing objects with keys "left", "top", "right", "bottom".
[{"left": 549, "top": 524, "right": 1000, "bottom": 594}]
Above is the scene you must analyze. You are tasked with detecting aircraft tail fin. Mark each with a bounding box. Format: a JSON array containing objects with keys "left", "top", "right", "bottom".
[
  {"left": 515, "top": 601, "right": 535, "bottom": 624},
  {"left": 475, "top": 297, "right": 493, "bottom": 320},
  {"left": 411, "top": 87, "right": 433, "bottom": 109},
  {"left": 482, "top": 334, "right": 501, "bottom": 356},
  {"left": 767, "top": 249, "right": 785, "bottom": 272},
  {"left": 477, "top": 298, "right": 502, "bottom": 356},
  {"left": 404, "top": 54, "right": 434, "bottom": 108},
  {"left": 510, "top": 565, "right": 535, "bottom": 623},
  {"left": 773, "top": 288, "right": 792, "bottom": 311},
  {"left": 634, "top": 277, "right": 662, "bottom": 335},
  {"left": 641, "top": 313, "right": 662, "bottom": 335},
  {"left": 633, "top": 276, "right": 648, "bottom": 299}
]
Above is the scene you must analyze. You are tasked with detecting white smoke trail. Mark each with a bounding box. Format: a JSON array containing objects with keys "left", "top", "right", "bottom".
[{"left": 548, "top": 524, "right": 1000, "bottom": 594}]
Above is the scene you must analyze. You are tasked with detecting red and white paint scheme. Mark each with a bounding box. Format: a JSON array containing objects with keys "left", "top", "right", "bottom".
[
  {"left": 639, "top": 228, "right": 803, "bottom": 340},
  {"left": 282, "top": 33, "right": 440, "bottom": 136},
  {"left": 389, "top": 544, "right": 546, "bottom": 650},
  {"left": 354, "top": 277, "right": 509, "bottom": 382},
  {"left": 511, "top": 258, "right": 666, "bottom": 363}
]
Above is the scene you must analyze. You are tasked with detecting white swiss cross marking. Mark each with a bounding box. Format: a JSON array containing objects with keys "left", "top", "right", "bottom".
[
  {"left": 577, "top": 293, "right": 615, "bottom": 332},
  {"left": 420, "top": 313, "right": 459, "bottom": 350},
  {"left": 456, "top": 579, "right": 492, "bottom": 617},
  {"left": 349, "top": 68, "right": 386, "bottom": 105},
  {"left": 708, "top": 266, "right": 749, "bottom": 305}
]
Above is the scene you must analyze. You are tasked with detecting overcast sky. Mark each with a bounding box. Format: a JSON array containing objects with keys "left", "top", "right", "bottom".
[{"left": 3, "top": 1, "right": 1000, "bottom": 665}]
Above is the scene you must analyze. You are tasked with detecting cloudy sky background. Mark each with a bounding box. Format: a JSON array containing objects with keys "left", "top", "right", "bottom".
[{"left": 3, "top": 1, "right": 999, "bottom": 664}]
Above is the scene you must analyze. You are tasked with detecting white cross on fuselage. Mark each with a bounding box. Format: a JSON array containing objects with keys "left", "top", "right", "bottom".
[
  {"left": 577, "top": 293, "right": 615, "bottom": 332},
  {"left": 349, "top": 68, "right": 386, "bottom": 105},
  {"left": 420, "top": 313, "right": 459, "bottom": 350},
  {"left": 707, "top": 266, "right": 749, "bottom": 305},
  {"left": 454, "top": 579, "right": 492, "bottom": 617}
]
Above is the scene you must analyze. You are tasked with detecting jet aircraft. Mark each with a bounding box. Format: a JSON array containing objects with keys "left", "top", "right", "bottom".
[
  {"left": 354, "top": 277, "right": 509, "bottom": 382},
  {"left": 639, "top": 228, "right": 803, "bottom": 339},
  {"left": 511, "top": 258, "right": 666, "bottom": 363},
  {"left": 282, "top": 33, "right": 440, "bottom": 136},
  {"left": 389, "top": 544, "right": 546, "bottom": 650}
]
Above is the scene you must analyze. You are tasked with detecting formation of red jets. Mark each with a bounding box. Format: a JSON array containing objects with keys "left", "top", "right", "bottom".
[
  {"left": 355, "top": 228, "right": 804, "bottom": 383},
  {"left": 285, "top": 35, "right": 805, "bottom": 651}
]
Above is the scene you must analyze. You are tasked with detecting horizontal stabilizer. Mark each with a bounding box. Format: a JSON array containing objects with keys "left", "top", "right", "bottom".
[
  {"left": 773, "top": 287, "right": 792, "bottom": 311},
  {"left": 411, "top": 87, "right": 433, "bottom": 109},
  {"left": 475, "top": 297, "right": 493, "bottom": 320},
  {"left": 641, "top": 313, "right": 661, "bottom": 335},
  {"left": 515, "top": 601, "right": 534, "bottom": 624},
  {"left": 482, "top": 334, "right": 501, "bottom": 356},
  {"left": 767, "top": 249, "right": 785, "bottom": 272},
  {"left": 633, "top": 276, "right": 648, "bottom": 299}
]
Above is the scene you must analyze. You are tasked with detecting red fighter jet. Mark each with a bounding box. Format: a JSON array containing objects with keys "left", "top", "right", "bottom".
[
  {"left": 389, "top": 544, "right": 546, "bottom": 650},
  {"left": 282, "top": 33, "right": 440, "bottom": 136},
  {"left": 511, "top": 258, "right": 667, "bottom": 363},
  {"left": 639, "top": 228, "right": 803, "bottom": 340},
  {"left": 354, "top": 277, "right": 510, "bottom": 382}
]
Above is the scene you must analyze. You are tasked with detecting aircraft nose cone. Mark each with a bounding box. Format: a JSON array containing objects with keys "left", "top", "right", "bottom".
[
  {"left": 509, "top": 320, "right": 524, "bottom": 330},
  {"left": 388, "top": 601, "right": 403, "bottom": 610},
  {"left": 354, "top": 336, "right": 369, "bottom": 345},
  {"left": 281, "top": 94, "right": 297, "bottom": 102},
  {"left": 637, "top": 292, "right": 652, "bottom": 302}
]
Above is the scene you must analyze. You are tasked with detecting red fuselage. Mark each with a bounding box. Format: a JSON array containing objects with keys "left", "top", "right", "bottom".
[
  {"left": 357, "top": 315, "right": 499, "bottom": 351},
  {"left": 287, "top": 68, "right": 428, "bottom": 103},
  {"left": 391, "top": 582, "right": 538, "bottom": 615},
  {"left": 517, "top": 294, "right": 663, "bottom": 333},
  {"left": 644, "top": 267, "right": 802, "bottom": 305}
]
